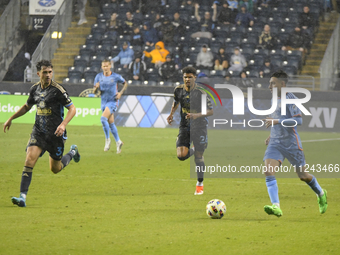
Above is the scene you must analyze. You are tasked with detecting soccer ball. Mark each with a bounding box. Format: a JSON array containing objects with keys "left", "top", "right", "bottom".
[{"left": 206, "top": 199, "right": 227, "bottom": 219}]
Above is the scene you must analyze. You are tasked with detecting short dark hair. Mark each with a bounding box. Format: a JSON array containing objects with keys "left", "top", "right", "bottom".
[
  {"left": 182, "top": 66, "right": 197, "bottom": 75},
  {"left": 36, "top": 60, "right": 53, "bottom": 71},
  {"left": 271, "top": 70, "right": 288, "bottom": 84},
  {"left": 102, "top": 59, "right": 111, "bottom": 63}
]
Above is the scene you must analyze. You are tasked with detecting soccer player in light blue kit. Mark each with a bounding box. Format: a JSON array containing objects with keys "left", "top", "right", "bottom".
[
  {"left": 263, "top": 70, "right": 327, "bottom": 217},
  {"left": 94, "top": 59, "right": 128, "bottom": 153}
]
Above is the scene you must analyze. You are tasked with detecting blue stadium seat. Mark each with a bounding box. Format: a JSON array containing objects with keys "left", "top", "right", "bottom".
[
  {"left": 96, "top": 44, "right": 111, "bottom": 54},
  {"left": 74, "top": 55, "right": 89, "bottom": 67},
  {"left": 128, "top": 80, "right": 142, "bottom": 86},
  {"left": 86, "top": 34, "right": 101, "bottom": 45},
  {"left": 210, "top": 70, "right": 226, "bottom": 77},
  {"left": 282, "top": 65, "right": 297, "bottom": 76},
  {"left": 68, "top": 66, "right": 84, "bottom": 75},
  {"left": 247, "top": 70, "right": 259, "bottom": 78},
  {"left": 91, "top": 24, "right": 106, "bottom": 34}
]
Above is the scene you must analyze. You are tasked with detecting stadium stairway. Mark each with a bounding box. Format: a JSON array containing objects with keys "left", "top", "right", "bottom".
[
  {"left": 301, "top": 11, "right": 339, "bottom": 90},
  {"left": 52, "top": 2, "right": 99, "bottom": 83}
]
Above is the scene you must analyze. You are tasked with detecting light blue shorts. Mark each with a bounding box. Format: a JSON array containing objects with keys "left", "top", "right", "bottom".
[
  {"left": 101, "top": 101, "right": 118, "bottom": 114},
  {"left": 263, "top": 139, "right": 306, "bottom": 167}
]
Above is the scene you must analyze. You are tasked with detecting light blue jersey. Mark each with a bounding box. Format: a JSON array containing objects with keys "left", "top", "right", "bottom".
[
  {"left": 94, "top": 72, "right": 125, "bottom": 113},
  {"left": 264, "top": 92, "right": 305, "bottom": 166}
]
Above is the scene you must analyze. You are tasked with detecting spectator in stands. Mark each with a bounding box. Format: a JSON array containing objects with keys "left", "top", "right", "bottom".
[
  {"left": 281, "top": 26, "right": 309, "bottom": 60},
  {"left": 181, "top": 0, "right": 195, "bottom": 15},
  {"left": 259, "top": 0, "right": 271, "bottom": 8},
  {"left": 223, "top": 71, "right": 236, "bottom": 84},
  {"left": 143, "top": 41, "right": 170, "bottom": 68},
  {"left": 238, "top": 0, "right": 254, "bottom": 14},
  {"left": 24, "top": 52, "right": 32, "bottom": 82},
  {"left": 196, "top": 44, "right": 214, "bottom": 70},
  {"left": 259, "top": 58, "right": 276, "bottom": 78},
  {"left": 258, "top": 24, "right": 278, "bottom": 50},
  {"left": 159, "top": 17, "right": 175, "bottom": 44},
  {"left": 122, "top": 11, "right": 135, "bottom": 34},
  {"left": 152, "top": 13, "right": 163, "bottom": 31},
  {"left": 141, "top": 0, "right": 162, "bottom": 15},
  {"left": 172, "top": 12, "right": 186, "bottom": 36},
  {"left": 131, "top": 26, "right": 143, "bottom": 46},
  {"left": 236, "top": 71, "right": 254, "bottom": 87},
  {"left": 112, "top": 41, "right": 135, "bottom": 69},
  {"left": 235, "top": 4, "right": 254, "bottom": 27},
  {"left": 214, "top": 47, "right": 229, "bottom": 70},
  {"left": 214, "top": 0, "right": 236, "bottom": 25},
  {"left": 173, "top": 53, "right": 183, "bottom": 70},
  {"left": 192, "top": 3, "right": 217, "bottom": 39},
  {"left": 128, "top": 52, "right": 147, "bottom": 81},
  {"left": 106, "top": 12, "right": 122, "bottom": 37},
  {"left": 299, "top": 5, "right": 316, "bottom": 39},
  {"left": 159, "top": 54, "right": 178, "bottom": 82},
  {"left": 142, "top": 21, "right": 159, "bottom": 46},
  {"left": 121, "top": 0, "right": 138, "bottom": 13},
  {"left": 133, "top": 8, "right": 144, "bottom": 23},
  {"left": 228, "top": 47, "right": 247, "bottom": 72},
  {"left": 77, "top": 0, "right": 87, "bottom": 25}
]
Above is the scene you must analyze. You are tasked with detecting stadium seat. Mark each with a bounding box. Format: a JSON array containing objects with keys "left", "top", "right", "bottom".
[
  {"left": 282, "top": 65, "right": 298, "bottom": 76},
  {"left": 128, "top": 80, "right": 142, "bottom": 86},
  {"left": 74, "top": 56, "right": 89, "bottom": 67},
  {"left": 86, "top": 34, "right": 101, "bottom": 45},
  {"left": 247, "top": 70, "right": 259, "bottom": 78},
  {"left": 210, "top": 70, "right": 226, "bottom": 77},
  {"left": 96, "top": 45, "right": 111, "bottom": 55},
  {"left": 68, "top": 66, "right": 84, "bottom": 76},
  {"left": 229, "top": 70, "right": 241, "bottom": 78},
  {"left": 90, "top": 56, "right": 103, "bottom": 68},
  {"left": 145, "top": 80, "right": 158, "bottom": 86},
  {"left": 214, "top": 26, "right": 230, "bottom": 38},
  {"left": 80, "top": 45, "right": 95, "bottom": 56}
]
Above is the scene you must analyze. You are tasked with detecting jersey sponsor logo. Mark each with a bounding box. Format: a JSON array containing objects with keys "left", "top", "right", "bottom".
[{"left": 37, "top": 107, "right": 52, "bottom": 116}]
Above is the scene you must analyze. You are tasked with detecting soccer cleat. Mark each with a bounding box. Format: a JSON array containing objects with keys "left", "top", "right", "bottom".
[
  {"left": 116, "top": 140, "right": 123, "bottom": 154},
  {"left": 11, "top": 196, "right": 26, "bottom": 207},
  {"left": 318, "top": 189, "right": 328, "bottom": 214},
  {"left": 264, "top": 204, "right": 283, "bottom": 217},
  {"left": 70, "top": 145, "right": 81, "bottom": 163},
  {"left": 104, "top": 138, "right": 111, "bottom": 152},
  {"left": 194, "top": 185, "right": 204, "bottom": 195}
]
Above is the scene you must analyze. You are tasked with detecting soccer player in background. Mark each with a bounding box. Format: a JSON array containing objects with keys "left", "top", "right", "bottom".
[
  {"left": 167, "top": 66, "right": 213, "bottom": 195},
  {"left": 263, "top": 70, "right": 327, "bottom": 217},
  {"left": 3, "top": 60, "right": 80, "bottom": 207},
  {"left": 94, "top": 59, "right": 128, "bottom": 153}
]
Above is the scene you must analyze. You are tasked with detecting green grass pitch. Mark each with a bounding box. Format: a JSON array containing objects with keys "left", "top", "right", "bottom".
[{"left": 1, "top": 124, "right": 340, "bottom": 254}]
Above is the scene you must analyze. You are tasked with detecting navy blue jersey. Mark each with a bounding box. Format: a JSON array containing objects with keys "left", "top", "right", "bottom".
[
  {"left": 26, "top": 81, "right": 72, "bottom": 136},
  {"left": 173, "top": 84, "right": 213, "bottom": 129}
]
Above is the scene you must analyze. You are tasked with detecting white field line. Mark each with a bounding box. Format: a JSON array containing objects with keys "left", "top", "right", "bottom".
[{"left": 302, "top": 138, "right": 340, "bottom": 143}]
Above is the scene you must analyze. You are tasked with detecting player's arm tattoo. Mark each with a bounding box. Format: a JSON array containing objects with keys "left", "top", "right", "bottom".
[{"left": 119, "top": 81, "right": 128, "bottom": 95}]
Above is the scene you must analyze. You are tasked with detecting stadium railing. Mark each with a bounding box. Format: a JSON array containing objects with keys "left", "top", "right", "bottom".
[
  {"left": 319, "top": 16, "right": 340, "bottom": 91},
  {"left": 31, "top": 0, "right": 73, "bottom": 83},
  {"left": 0, "top": 0, "right": 21, "bottom": 81}
]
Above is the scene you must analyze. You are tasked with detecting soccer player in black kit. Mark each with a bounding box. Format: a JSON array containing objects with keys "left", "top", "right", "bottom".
[
  {"left": 167, "top": 66, "right": 213, "bottom": 195},
  {"left": 3, "top": 60, "right": 80, "bottom": 207}
]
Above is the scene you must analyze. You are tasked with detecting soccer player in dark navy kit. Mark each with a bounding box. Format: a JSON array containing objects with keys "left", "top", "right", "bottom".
[
  {"left": 3, "top": 60, "right": 80, "bottom": 207},
  {"left": 263, "top": 70, "right": 327, "bottom": 217},
  {"left": 94, "top": 59, "right": 128, "bottom": 153},
  {"left": 167, "top": 66, "right": 213, "bottom": 195}
]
